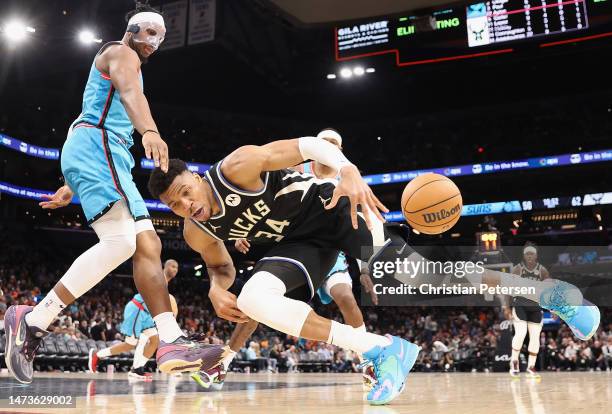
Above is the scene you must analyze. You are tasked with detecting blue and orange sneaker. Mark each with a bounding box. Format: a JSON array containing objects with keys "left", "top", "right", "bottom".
[
  {"left": 157, "top": 337, "right": 226, "bottom": 373},
  {"left": 539, "top": 280, "right": 600, "bottom": 340},
  {"left": 362, "top": 335, "right": 420, "bottom": 405},
  {"left": 4, "top": 305, "right": 48, "bottom": 384}
]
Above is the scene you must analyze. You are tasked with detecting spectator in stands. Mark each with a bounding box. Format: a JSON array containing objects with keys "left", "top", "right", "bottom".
[
  {"left": 245, "top": 341, "right": 257, "bottom": 361},
  {"left": 603, "top": 337, "right": 612, "bottom": 371},
  {"left": 591, "top": 340, "right": 605, "bottom": 371},
  {"left": 268, "top": 343, "right": 284, "bottom": 373},
  {"left": 0, "top": 301, "right": 6, "bottom": 333},
  {"left": 578, "top": 342, "right": 593, "bottom": 370},
  {"left": 317, "top": 344, "right": 333, "bottom": 362},
  {"left": 285, "top": 345, "right": 299, "bottom": 373},
  {"left": 104, "top": 318, "right": 119, "bottom": 341},
  {"left": 563, "top": 339, "right": 579, "bottom": 370},
  {"left": 64, "top": 326, "right": 79, "bottom": 341},
  {"left": 90, "top": 318, "right": 106, "bottom": 341},
  {"left": 77, "top": 320, "right": 90, "bottom": 338},
  {"left": 545, "top": 338, "right": 561, "bottom": 371}
]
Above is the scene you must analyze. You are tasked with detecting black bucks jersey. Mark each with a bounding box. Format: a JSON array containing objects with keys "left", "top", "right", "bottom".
[
  {"left": 512, "top": 262, "right": 545, "bottom": 310},
  {"left": 190, "top": 160, "right": 339, "bottom": 243}
]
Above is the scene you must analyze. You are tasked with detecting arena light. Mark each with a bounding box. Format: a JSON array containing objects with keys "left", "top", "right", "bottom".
[
  {"left": 326, "top": 74, "right": 336, "bottom": 79},
  {"left": 353, "top": 66, "right": 365, "bottom": 76},
  {"left": 3, "top": 20, "right": 35, "bottom": 42},
  {"left": 78, "top": 30, "right": 102, "bottom": 44},
  {"left": 339, "top": 68, "right": 353, "bottom": 78},
  {"left": 366, "top": 67, "right": 376, "bottom": 73}
]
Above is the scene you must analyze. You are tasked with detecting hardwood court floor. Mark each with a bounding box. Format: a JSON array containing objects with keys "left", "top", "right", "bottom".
[{"left": 0, "top": 371, "right": 610, "bottom": 414}]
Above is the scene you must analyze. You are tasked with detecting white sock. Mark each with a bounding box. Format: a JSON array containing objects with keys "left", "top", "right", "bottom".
[
  {"left": 97, "top": 347, "right": 112, "bottom": 358},
  {"left": 222, "top": 350, "right": 237, "bottom": 370},
  {"left": 133, "top": 334, "right": 150, "bottom": 369},
  {"left": 328, "top": 320, "right": 391, "bottom": 355},
  {"left": 153, "top": 312, "right": 183, "bottom": 343},
  {"left": 527, "top": 354, "right": 537, "bottom": 368},
  {"left": 25, "top": 290, "right": 66, "bottom": 330},
  {"left": 355, "top": 324, "right": 366, "bottom": 363}
]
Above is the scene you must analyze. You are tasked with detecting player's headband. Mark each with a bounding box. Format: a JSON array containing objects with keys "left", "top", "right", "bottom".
[
  {"left": 127, "top": 12, "right": 166, "bottom": 51},
  {"left": 523, "top": 246, "right": 537, "bottom": 255},
  {"left": 317, "top": 129, "right": 343, "bottom": 147}
]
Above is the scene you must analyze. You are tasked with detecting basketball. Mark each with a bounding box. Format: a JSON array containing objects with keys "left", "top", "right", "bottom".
[{"left": 401, "top": 173, "right": 462, "bottom": 234}]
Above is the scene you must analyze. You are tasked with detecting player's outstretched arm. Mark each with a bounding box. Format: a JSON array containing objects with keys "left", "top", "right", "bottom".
[
  {"left": 222, "top": 138, "right": 388, "bottom": 229},
  {"left": 104, "top": 45, "right": 168, "bottom": 172},
  {"left": 184, "top": 219, "right": 248, "bottom": 323}
]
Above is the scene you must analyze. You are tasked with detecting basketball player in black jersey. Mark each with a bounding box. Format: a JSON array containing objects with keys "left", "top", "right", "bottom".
[
  {"left": 505, "top": 243, "right": 549, "bottom": 378},
  {"left": 148, "top": 137, "right": 420, "bottom": 405},
  {"left": 147, "top": 136, "right": 599, "bottom": 403}
]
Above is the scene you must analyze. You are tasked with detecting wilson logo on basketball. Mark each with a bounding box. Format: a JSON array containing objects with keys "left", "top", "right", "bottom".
[{"left": 421, "top": 204, "right": 461, "bottom": 223}]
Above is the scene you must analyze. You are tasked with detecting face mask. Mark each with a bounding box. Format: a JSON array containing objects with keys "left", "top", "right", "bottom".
[
  {"left": 131, "top": 21, "right": 166, "bottom": 50},
  {"left": 127, "top": 11, "right": 166, "bottom": 51}
]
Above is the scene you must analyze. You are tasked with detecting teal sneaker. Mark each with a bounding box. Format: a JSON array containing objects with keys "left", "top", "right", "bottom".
[
  {"left": 316, "top": 286, "right": 333, "bottom": 305},
  {"left": 363, "top": 335, "right": 420, "bottom": 405},
  {"left": 539, "top": 280, "right": 600, "bottom": 340}
]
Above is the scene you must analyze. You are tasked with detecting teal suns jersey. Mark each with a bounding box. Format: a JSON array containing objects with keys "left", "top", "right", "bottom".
[{"left": 71, "top": 41, "right": 142, "bottom": 146}]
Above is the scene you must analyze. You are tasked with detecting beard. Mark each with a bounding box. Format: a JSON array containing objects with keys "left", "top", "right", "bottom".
[{"left": 128, "top": 37, "right": 149, "bottom": 64}]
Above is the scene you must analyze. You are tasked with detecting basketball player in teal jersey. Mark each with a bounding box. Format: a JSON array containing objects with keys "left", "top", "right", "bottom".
[
  {"left": 4, "top": 4, "right": 223, "bottom": 384},
  {"left": 148, "top": 136, "right": 600, "bottom": 405},
  {"left": 89, "top": 259, "right": 180, "bottom": 379}
]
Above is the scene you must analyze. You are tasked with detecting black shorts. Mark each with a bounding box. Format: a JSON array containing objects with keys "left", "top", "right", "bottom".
[
  {"left": 250, "top": 203, "right": 413, "bottom": 303},
  {"left": 513, "top": 306, "right": 543, "bottom": 324},
  {"left": 252, "top": 242, "right": 341, "bottom": 302}
]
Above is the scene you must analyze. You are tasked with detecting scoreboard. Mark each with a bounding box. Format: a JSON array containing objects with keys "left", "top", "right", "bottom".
[
  {"left": 466, "top": 0, "right": 588, "bottom": 47},
  {"left": 335, "top": 0, "right": 612, "bottom": 65}
]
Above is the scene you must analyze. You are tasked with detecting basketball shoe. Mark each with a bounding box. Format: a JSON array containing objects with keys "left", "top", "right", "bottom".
[
  {"left": 509, "top": 360, "right": 520, "bottom": 378},
  {"left": 128, "top": 366, "right": 153, "bottom": 381},
  {"left": 526, "top": 366, "right": 540, "bottom": 379},
  {"left": 362, "top": 335, "right": 420, "bottom": 405},
  {"left": 361, "top": 362, "right": 377, "bottom": 392},
  {"left": 4, "top": 305, "right": 48, "bottom": 384},
  {"left": 157, "top": 337, "right": 226, "bottom": 373},
  {"left": 191, "top": 364, "right": 226, "bottom": 390},
  {"left": 88, "top": 348, "right": 99, "bottom": 373},
  {"left": 539, "top": 280, "right": 600, "bottom": 340}
]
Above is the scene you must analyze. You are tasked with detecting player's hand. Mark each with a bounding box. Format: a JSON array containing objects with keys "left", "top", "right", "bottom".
[
  {"left": 208, "top": 286, "right": 249, "bottom": 323},
  {"left": 325, "top": 164, "right": 388, "bottom": 230},
  {"left": 360, "top": 272, "right": 378, "bottom": 305},
  {"left": 39, "top": 185, "right": 73, "bottom": 209},
  {"left": 234, "top": 239, "right": 251, "bottom": 254},
  {"left": 142, "top": 131, "right": 169, "bottom": 173}
]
